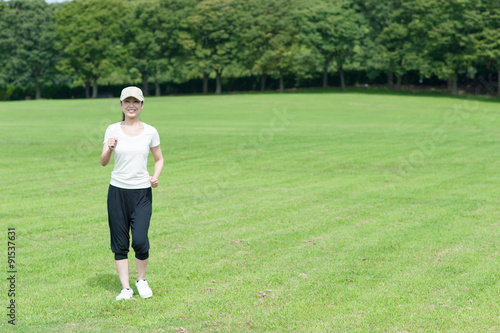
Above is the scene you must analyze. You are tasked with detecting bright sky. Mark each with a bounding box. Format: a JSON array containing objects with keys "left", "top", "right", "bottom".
[{"left": 5, "top": 0, "right": 71, "bottom": 2}]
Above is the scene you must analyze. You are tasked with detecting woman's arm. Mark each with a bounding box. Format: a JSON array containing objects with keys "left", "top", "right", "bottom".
[
  {"left": 149, "top": 145, "right": 164, "bottom": 188},
  {"left": 101, "top": 138, "right": 117, "bottom": 166}
]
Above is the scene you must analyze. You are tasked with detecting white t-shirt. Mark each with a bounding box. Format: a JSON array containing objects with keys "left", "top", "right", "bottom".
[{"left": 103, "top": 122, "right": 160, "bottom": 189}]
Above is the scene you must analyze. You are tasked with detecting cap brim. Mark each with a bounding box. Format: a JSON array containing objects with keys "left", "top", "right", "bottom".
[{"left": 120, "top": 95, "right": 144, "bottom": 102}]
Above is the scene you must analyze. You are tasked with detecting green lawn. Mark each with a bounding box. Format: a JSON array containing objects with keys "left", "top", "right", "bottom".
[{"left": 1, "top": 90, "right": 500, "bottom": 332}]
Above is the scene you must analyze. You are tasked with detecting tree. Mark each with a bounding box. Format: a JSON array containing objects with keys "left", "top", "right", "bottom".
[
  {"left": 354, "top": 0, "right": 400, "bottom": 86},
  {"left": 466, "top": 0, "right": 500, "bottom": 95},
  {"left": 299, "top": 0, "right": 367, "bottom": 91},
  {"left": 254, "top": 28, "right": 300, "bottom": 93},
  {"left": 182, "top": 0, "right": 241, "bottom": 94},
  {"left": 236, "top": 0, "right": 266, "bottom": 91},
  {"left": 239, "top": 0, "right": 301, "bottom": 93},
  {"left": 1, "top": 0, "right": 59, "bottom": 99},
  {"left": 376, "top": 16, "right": 411, "bottom": 91},
  {"left": 125, "top": 0, "right": 186, "bottom": 97},
  {"left": 357, "top": 0, "right": 410, "bottom": 90},
  {"left": 237, "top": 0, "right": 300, "bottom": 92},
  {"left": 55, "top": 0, "right": 128, "bottom": 98},
  {"left": 400, "top": 0, "right": 479, "bottom": 95},
  {"left": 0, "top": 0, "right": 10, "bottom": 86}
]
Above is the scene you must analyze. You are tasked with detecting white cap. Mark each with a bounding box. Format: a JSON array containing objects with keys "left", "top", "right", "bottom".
[{"left": 120, "top": 86, "right": 144, "bottom": 102}]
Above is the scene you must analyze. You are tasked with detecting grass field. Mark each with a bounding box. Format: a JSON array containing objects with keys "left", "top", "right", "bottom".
[{"left": 1, "top": 89, "right": 500, "bottom": 332}]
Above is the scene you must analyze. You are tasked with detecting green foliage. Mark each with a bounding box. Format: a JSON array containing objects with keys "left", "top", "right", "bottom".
[
  {"left": 0, "top": 1, "right": 9, "bottom": 85},
  {"left": 0, "top": 84, "right": 16, "bottom": 101},
  {"left": 376, "top": 12, "right": 409, "bottom": 77},
  {"left": 0, "top": 0, "right": 59, "bottom": 99},
  {"left": 465, "top": 0, "right": 500, "bottom": 70},
  {"left": 0, "top": 0, "right": 499, "bottom": 99},
  {"left": 124, "top": 0, "right": 187, "bottom": 95},
  {"left": 298, "top": 0, "right": 368, "bottom": 90},
  {"left": 55, "top": 0, "right": 129, "bottom": 97},
  {"left": 402, "top": 0, "right": 489, "bottom": 94},
  {"left": 299, "top": 0, "right": 367, "bottom": 68},
  {"left": 181, "top": 0, "right": 243, "bottom": 93},
  {"left": 356, "top": 0, "right": 499, "bottom": 95},
  {"left": 241, "top": 0, "right": 301, "bottom": 79}
]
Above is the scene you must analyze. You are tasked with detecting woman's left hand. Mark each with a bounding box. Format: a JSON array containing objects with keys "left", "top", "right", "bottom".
[{"left": 149, "top": 177, "right": 159, "bottom": 188}]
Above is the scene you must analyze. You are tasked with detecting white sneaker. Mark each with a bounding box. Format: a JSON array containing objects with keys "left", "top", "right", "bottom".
[
  {"left": 136, "top": 279, "right": 153, "bottom": 298},
  {"left": 116, "top": 288, "right": 133, "bottom": 300}
]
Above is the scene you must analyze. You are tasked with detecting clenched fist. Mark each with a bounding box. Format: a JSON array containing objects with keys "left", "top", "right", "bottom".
[
  {"left": 107, "top": 138, "right": 118, "bottom": 151},
  {"left": 149, "top": 176, "right": 159, "bottom": 188}
]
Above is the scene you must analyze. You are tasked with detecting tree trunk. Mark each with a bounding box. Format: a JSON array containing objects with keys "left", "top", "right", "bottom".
[
  {"left": 215, "top": 69, "right": 222, "bottom": 95},
  {"left": 396, "top": 76, "right": 402, "bottom": 92},
  {"left": 155, "top": 81, "right": 161, "bottom": 97},
  {"left": 498, "top": 69, "right": 500, "bottom": 96},
  {"left": 339, "top": 66, "right": 346, "bottom": 92},
  {"left": 203, "top": 73, "right": 209, "bottom": 94},
  {"left": 451, "top": 77, "right": 458, "bottom": 95},
  {"left": 388, "top": 71, "right": 394, "bottom": 87},
  {"left": 142, "top": 74, "right": 150, "bottom": 97},
  {"left": 35, "top": 82, "right": 41, "bottom": 100},
  {"left": 92, "top": 76, "right": 98, "bottom": 98},
  {"left": 260, "top": 73, "right": 267, "bottom": 92},
  {"left": 322, "top": 59, "right": 329, "bottom": 88},
  {"left": 447, "top": 78, "right": 453, "bottom": 93},
  {"left": 85, "top": 80, "right": 90, "bottom": 99},
  {"left": 279, "top": 73, "right": 284, "bottom": 93}
]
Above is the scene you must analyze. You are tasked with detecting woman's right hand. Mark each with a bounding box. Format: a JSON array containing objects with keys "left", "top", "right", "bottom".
[{"left": 108, "top": 138, "right": 118, "bottom": 151}]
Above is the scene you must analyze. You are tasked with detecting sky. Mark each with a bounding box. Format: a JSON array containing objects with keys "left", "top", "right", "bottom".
[{"left": 4, "top": 0, "right": 71, "bottom": 2}]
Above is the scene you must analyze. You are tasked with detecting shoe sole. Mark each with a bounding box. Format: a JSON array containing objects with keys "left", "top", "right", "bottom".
[
  {"left": 139, "top": 292, "right": 153, "bottom": 299},
  {"left": 116, "top": 296, "right": 133, "bottom": 301}
]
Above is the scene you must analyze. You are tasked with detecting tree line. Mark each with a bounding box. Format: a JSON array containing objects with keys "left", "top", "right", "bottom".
[{"left": 0, "top": 0, "right": 499, "bottom": 100}]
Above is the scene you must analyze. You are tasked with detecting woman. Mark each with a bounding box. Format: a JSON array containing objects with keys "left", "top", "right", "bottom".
[{"left": 101, "top": 86, "right": 164, "bottom": 300}]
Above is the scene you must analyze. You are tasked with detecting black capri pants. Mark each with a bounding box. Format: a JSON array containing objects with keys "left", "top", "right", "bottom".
[{"left": 107, "top": 185, "right": 152, "bottom": 261}]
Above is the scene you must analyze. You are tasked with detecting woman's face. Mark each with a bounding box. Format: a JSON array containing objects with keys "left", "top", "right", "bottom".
[{"left": 121, "top": 97, "right": 144, "bottom": 120}]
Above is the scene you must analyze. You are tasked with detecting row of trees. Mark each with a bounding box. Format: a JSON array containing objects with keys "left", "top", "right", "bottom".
[{"left": 0, "top": 0, "right": 499, "bottom": 100}]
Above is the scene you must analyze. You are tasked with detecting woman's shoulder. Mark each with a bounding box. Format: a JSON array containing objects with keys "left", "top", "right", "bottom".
[
  {"left": 105, "top": 122, "right": 121, "bottom": 133},
  {"left": 107, "top": 122, "right": 122, "bottom": 129},
  {"left": 141, "top": 122, "right": 158, "bottom": 133}
]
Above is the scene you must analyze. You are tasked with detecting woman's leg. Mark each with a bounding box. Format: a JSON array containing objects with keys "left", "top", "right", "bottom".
[
  {"left": 108, "top": 185, "right": 131, "bottom": 277},
  {"left": 130, "top": 188, "right": 154, "bottom": 298},
  {"left": 131, "top": 188, "right": 152, "bottom": 278},
  {"left": 135, "top": 258, "right": 148, "bottom": 280},
  {"left": 115, "top": 259, "right": 130, "bottom": 289}
]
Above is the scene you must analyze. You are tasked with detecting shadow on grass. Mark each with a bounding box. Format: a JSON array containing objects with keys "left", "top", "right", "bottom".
[
  {"left": 277, "top": 86, "right": 500, "bottom": 102},
  {"left": 87, "top": 273, "right": 120, "bottom": 291},
  {"left": 213, "top": 85, "right": 500, "bottom": 104}
]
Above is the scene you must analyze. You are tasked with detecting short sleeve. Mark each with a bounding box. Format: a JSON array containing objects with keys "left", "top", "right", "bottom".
[
  {"left": 150, "top": 127, "right": 160, "bottom": 147},
  {"left": 103, "top": 125, "right": 113, "bottom": 145}
]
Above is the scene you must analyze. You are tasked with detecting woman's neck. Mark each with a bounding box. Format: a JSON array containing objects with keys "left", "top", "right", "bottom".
[{"left": 122, "top": 118, "right": 141, "bottom": 126}]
